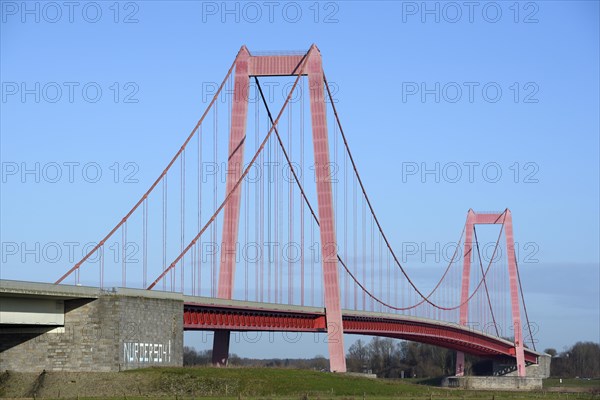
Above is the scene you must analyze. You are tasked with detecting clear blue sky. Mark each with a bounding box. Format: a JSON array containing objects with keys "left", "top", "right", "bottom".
[{"left": 1, "top": 1, "right": 598, "bottom": 357}]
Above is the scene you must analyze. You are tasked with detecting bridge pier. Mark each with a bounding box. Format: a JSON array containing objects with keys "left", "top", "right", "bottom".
[
  {"left": 493, "top": 355, "right": 550, "bottom": 378},
  {"left": 456, "top": 351, "right": 466, "bottom": 376},
  {"left": 212, "top": 330, "right": 231, "bottom": 366}
]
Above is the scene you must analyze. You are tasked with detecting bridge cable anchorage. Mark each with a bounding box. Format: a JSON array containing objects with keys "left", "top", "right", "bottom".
[
  {"left": 54, "top": 51, "right": 242, "bottom": 285},
  {"left": 146, "top": 46, "right": 316, "bottom": 290},
  {"left": 325, "top": 75, "right": 505, "bottom": 310},
  {"left": 474, "top": 226, "right": 500, "bottom": 336}
]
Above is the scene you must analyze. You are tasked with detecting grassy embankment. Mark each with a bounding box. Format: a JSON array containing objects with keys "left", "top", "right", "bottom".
[{"left": 1, "top": 367, "right": 598, "bottom": 400}]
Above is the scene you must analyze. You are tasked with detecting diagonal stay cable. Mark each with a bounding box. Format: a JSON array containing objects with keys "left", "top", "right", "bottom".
[
  {"left": 55, "top": 48, "right": 243, "bottom": 285},
  {"left": 474, "top": 226, "right": 500, "bottom": 336},
  {"left": 338, "top": 210, "right": 507, "bottom": 311},
  {"left": 147, "top": 46, "right": 315, "bottom": 290},
  {"left": 259, "top": 75, "right": 502, "bottom": 312},
  {"left": 324, "top": 74, "right": 513, "bottom": 313},
  {"left": 255, "top": 77, "right": 465, "bottom": 310},
  {"left": 515, "top": 257, "right": 536, "bottom": 351},
  {"left": 323, "top": 74, "right": 466, "bottom": 306}
]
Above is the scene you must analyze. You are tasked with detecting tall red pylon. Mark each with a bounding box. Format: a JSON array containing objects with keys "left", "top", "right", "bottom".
[
  {"left": 212, "top": 45, "right": 346, "bottom": 373},
  {"left": 211, "top": 46, "right": 251, "bottom": 367},
  {"left": 455, "top": 209, "right": 526, "bottom": 377}
]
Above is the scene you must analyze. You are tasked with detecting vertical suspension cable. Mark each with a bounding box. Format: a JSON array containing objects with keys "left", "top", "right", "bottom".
[
  {"left": 362, "top": 196, "right": 366, "bottom": 310},
  {"left": 267, "top": 118, "right": 272, "bottom": 303},
  {"left": 502, "top": 235, "right": 506, "bottom": 336},
  {"left": 370, "top": 213, "right": 374, "bottom": 311},
  {"left": 162, "top": 176, "right": 167, "bottom": 291},
  {"left": 195, "top": 243, "right": 199, "bottom": 295},
  {"left": 492, "top": 237, "right": 497, "bottom": 332},
  {"left": 404, "top": 252, "right": 407, "bottom": 311},
  {"left": 278, "top": 122, "right": 283, "bottom": 304},
  {"left": 300, "top": 77, "right": 305, "bottom": 307},
  {"left": 379, "top": 232, "right": 383, "bottom": 312},
  {"left": 191, "top": 242, "right": 195, "bottom": 296},
  {"left": 353, "top": 172, "right": 357, "bottom": 310},
  {"left": 259, "top": 122, "right": 265, "bottom": 303},
  {"left": 99, "top": 244, "right": 104, "bottom": 289},
  {"left": 274, "top": 118, "right": 279, "bottom": 304},
  {"left": 75, "top": 261, "right": 79, "bottom": 285},
  {"left": 228, "top": 72, "right": 233, "bottom": 298},
  {"left": 311, "top": 217, "right": 315, "bottom": 306},
  {"left": 333, "top": 104, "right": 339, "bottom": 307},
  {"left": 143, "top": 198, "right": 148, "bottom": 288},
  {"left": 198, "top": 126, "right": 202, "bottom": 296},
  {"left": 386, "top": 235, "right": 390, "bottom": 310},
  {"left": 343, "top": 127, "right": 348, "bottom": 309},
  {"left": 245, "top": 176, "right": 249, "bottom": 301},
  {"left": 516, "top": 256, "right": 536, "bottom": 350},
  {"left": 181, "top": 150, "right": 185, "bottom": 293},
  {"left": 212, "top": 100, "right": 217, "bottom": 297},
  {"left": 254, "top": 91, "right": 260, "bottom": 302},
  {"left": 388, "top": 250, "right": 392, "bottom": 313},
  {"left": 288, "top": 95, "right": 293, "bottom": 305},
  {"left": 122, "top": 221, "right": 127, "bottom": 287}
]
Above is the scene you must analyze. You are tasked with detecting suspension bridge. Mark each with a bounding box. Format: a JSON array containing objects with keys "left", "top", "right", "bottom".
[{"left": 1, "top": 45, "right": 544, "bottom": 377}]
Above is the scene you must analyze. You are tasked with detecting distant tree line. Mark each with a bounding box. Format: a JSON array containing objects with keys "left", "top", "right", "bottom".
[
  {"left": 346, "top": 337, "right": 457, "bottom": 378},
  {"left": 183, "top": 346, "right": 329, "bottom": 370},
  {"left": 184, "top": 339, "right": 600, "bottom": 379},
  {"left": 184, "top": 338, "right": 459, "bottom": 378},
  {"left": 545, "top": 342, "right": 600, "bottom": 378}
]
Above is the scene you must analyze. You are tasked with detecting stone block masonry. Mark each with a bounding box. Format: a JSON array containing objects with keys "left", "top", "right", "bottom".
[
  {"left": 443, "top": 376, "right": 543, "bottom": 390},
  {"left": 0, "top": 289, "right": 183, "bottom": 372}
]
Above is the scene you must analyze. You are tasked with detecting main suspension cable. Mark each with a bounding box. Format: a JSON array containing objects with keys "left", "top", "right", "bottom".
[
  {"left": 55, "top": 49, "right": 242, "bottom": 285},
  {"left": 258, "top": 76, "right": 500, "bottom": 311},
  {"left": 147, "top": 47, "right": 315, "bottom": 290}
]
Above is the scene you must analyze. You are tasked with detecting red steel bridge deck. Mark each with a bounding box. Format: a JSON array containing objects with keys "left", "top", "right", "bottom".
[{"left": 182, "top": 297, "right": 541, "bottom": 364}]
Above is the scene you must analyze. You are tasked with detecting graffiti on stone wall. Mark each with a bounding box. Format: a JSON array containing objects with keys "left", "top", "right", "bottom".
[{"left": 123, "top": 340, "right": 171, "bottom": 363}]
